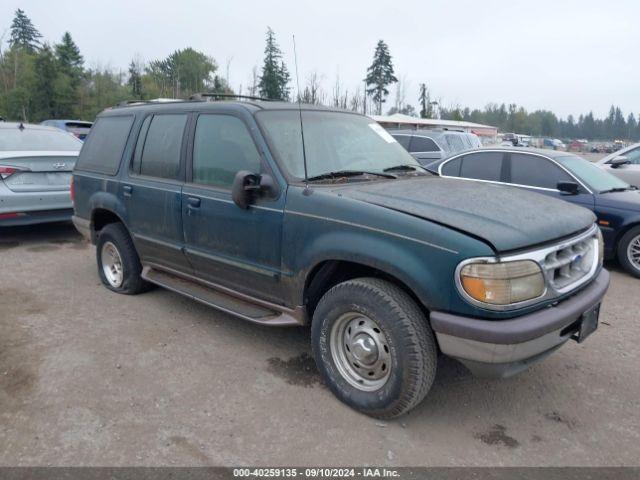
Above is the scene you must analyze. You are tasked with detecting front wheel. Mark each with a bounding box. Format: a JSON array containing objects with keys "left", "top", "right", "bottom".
[
  {"left": 311, "top": 277, "right": 437, "bottom": 419},
  {"left": 618, "top": 226, "right": 640, "bottom": 278}
]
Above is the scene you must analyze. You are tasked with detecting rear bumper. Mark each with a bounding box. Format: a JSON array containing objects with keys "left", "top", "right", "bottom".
[
  {"left": 0, "top": 208, "right": 73, "bottom": 226},
  {"left": 0, "top": 185, "right": 72, "bottom": 224},
  {"left": 430, "top": 269, "right": 610, "bottom": 378}
]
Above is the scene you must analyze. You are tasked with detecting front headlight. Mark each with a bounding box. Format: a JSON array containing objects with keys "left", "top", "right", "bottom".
[
  {"left": 459, "top": 260, "right": 545, "bottom": 306},
  {"left": 596, "top": 227, "right": 604, "bottom": 267}
]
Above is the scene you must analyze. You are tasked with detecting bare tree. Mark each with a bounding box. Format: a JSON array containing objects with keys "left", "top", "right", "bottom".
[
  {"left": 394, "top": 74, "right": 407, "bottom": 113},
  {"left": 330, "top": 74, "right": 349, "bottom": 109},
  {"left": 248, "top": 65, "right": 258, "bottom": 97},
  {"left": 299, "top": 71, "right": 325, "bottom": 105},
  {"left": 349, "top": 86, "right": 362, "bottom": 113}
]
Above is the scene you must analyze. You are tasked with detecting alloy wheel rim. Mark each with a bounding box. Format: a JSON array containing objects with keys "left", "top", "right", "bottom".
[
  {"left": 329, "top": 312, "right": 391, "bottom": 391},
  {"left": 101, "top": 241, "right": 124, "bottom": 287},
  {"left": 628, "top": 235, "right": 640, "bottom": 271}
]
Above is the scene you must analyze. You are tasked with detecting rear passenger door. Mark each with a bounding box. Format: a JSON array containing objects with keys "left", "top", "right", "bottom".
[
  {"left": 123, "top": 112, "right": 192, "bottom": 272},
  {"left": 441, "top": 151, "right": 506, "bottom": 183},
  {"left": 181, "top": 112, "right": 285, "bottom": 303}
]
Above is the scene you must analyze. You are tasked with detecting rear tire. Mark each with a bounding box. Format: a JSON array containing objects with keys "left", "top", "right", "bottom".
[
  {"left": 96, "top": 223, "right": 150, "bottom": 294},
  {"left": 617, "top": 226, "right": 640, "bottom": 278},
  {"left": 311, "top": 277, "right": 437, "bottom": 419}
]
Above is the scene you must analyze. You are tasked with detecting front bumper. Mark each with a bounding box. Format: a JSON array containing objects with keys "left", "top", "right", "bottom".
[{"left": 430, "top": 269, "right": 610, "bottom": 378}]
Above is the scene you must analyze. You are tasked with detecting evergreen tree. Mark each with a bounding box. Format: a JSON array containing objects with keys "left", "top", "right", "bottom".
[
  {"left": 258, "top": 27, "right": 290, "bottom": 100},
  {"left": 31, "top": 45, "right": 58, "bottom": 120},
  {"left": 418, "top": 83, "right": 431, "bottom": 118},
  {"left": 55, "top": 32, "right": 83, "bottom": 83},
  {"left": 626, "top": 113, "right": 637, "bottom": 140},
  {"left": 365, "top": 40, "right": 397, "bottom": 115},
  {"left": 9, "top": 9, "right": 42, "bottom": 52},
  {"left": 128, "top": 60, "right": 143, "bottom": 99}
]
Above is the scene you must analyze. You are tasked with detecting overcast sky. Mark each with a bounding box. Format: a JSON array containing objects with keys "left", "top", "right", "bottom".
[{"left": 2, "top": 0, "right": 638, "bottom": 118}]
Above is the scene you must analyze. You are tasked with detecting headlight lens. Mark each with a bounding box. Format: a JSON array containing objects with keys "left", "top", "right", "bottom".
[
  {"left": 459, "top": 260, "right": 545, "bottom": 306},
  {"left": 596, "top": 227, "right": 604, "bottom": 267}
]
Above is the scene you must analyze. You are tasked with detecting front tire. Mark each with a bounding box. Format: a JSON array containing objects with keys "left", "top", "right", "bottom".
[
  {"left": 617, "top": 226, "right": 640, "bottom": 278},
  {"left": 96, "top": 223, "right": 149, "bottom": 294},
  {"left": 311, "top": 277, "right": 437, "bottom": 419}
]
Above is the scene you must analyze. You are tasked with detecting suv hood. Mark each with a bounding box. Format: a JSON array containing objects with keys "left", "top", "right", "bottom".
[{"left": 339, "top": 177, "right": 595, "bottom": 253}]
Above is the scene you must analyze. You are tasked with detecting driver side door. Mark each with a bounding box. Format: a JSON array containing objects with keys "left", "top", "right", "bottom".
[{"left": 181, "top": 112, "right": 286, "bottom": 303}]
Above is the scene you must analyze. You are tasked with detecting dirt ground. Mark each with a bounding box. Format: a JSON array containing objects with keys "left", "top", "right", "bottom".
[{"left": 0, "top": 222, "right": 639, "bottom": 466}]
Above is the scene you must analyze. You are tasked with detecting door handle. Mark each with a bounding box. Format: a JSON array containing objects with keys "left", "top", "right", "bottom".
[
  {"left": 187, "top": 196, "right": 201, "bottom": 208},
  {"left": 123, "top": 185, "right": 133, "bottom": 196}
]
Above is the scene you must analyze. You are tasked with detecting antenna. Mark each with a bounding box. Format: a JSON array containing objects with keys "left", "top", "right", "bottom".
[{"left": 292, "top": 35, "right": 309, "bottom": 189}]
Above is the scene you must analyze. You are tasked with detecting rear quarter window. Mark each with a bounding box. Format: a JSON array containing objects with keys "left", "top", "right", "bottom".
[
  {"left": 75, "top": 115, "right": 134, "bottom": 175},
  {"left": 409, "top": 136, "right": 439, "bottom": 153}
]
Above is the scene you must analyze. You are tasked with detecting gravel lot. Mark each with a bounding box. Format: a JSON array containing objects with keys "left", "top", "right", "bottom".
[{"left": 1, "top": 221, "right": 639, "bottom": 467}]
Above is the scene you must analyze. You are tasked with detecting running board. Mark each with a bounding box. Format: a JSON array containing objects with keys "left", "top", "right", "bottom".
[{"left": 141, "top": 265, "right": 305, "bottom": 326}]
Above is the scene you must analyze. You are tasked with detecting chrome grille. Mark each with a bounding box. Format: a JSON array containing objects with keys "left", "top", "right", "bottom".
[{"left": 541, "top": 232, "right": 597, "bottom": 293}]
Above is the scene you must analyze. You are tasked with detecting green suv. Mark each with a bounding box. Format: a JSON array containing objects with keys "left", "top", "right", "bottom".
[{"left": 72, "top": 98, "right": 609, "bottom": 418}]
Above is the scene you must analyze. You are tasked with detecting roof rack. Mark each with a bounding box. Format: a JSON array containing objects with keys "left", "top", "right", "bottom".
[
  {"left": 113, "top": 94, "right": 274, "bottom": 109},
  {"left": 189, "top": 93, "right": 272, "bottom": 102}
]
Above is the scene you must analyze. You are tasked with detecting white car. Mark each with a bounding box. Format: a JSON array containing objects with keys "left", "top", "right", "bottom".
[{"left": 597, "top": 143, "right": 640, "bottom": 187}]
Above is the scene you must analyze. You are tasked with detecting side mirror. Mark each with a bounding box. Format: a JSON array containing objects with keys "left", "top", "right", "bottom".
[
  {"left": 608, "top": 156, "right": 630, "bottom": 168},
  {"left": 557, "top": 181, "right": 580, "bottom": 195},
  {"left": 231, "top": 170, "right": 275, "bottom": 209}
]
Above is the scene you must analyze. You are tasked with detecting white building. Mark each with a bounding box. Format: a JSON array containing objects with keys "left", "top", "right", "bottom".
[{"left": 371, "top": 113, "right": 498, "bottom": 143}]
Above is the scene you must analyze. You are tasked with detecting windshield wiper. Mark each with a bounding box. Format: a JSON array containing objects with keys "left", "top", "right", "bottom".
[
  {"left": 600, "top": 187, "right": 633, "bottom": 194},
  {"left": 383, "top": 164, "right": 429, "bottom": 174},
  {"left": 306, "top": 170, "right": 397, "bottom": 182}
]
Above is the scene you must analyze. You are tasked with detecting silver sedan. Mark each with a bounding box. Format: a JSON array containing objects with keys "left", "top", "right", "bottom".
[
  {"left": 596, "top": 142, "right": 640, "bottom": 187},
  {"left": 0, "top": 122, "right": 82, "bottom": 226}
]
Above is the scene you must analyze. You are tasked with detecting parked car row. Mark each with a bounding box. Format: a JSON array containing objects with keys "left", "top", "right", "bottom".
[{"left": 388, "top": 129, "right": 481, "bottom": 163}]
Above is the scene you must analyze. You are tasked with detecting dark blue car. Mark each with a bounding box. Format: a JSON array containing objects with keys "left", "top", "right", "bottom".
[{"left": 429, "top": 147, "right": 640, "bottom": 277}]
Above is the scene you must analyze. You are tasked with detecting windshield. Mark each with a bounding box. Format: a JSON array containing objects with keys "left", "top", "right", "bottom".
[
  {"left": 557, "top": 155, "right": 630, "bottom": 192},
  {"left": 0, "top": 127, "right": 82, "bottom": 151},
  {"left": 256, "top": 110, "right": 420, "bottom": 180}
]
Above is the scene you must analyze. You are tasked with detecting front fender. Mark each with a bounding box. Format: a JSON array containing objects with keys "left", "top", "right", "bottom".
[{"left": 292, "top": 229, "right": 449, "bottom": 311}]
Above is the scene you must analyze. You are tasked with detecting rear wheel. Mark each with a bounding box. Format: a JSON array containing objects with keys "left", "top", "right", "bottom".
[
  {"left": 618, "top": 226, "right": 640, "bottom": 278},
  {"left": 96, "top": 223, "right": 149, "bottom": 294},
  {"left": 311, "top": 277, "right": 437, "bottom": 419}
]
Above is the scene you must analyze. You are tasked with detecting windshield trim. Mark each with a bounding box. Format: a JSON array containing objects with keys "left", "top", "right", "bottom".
[{"left": 254, "top": 109, "right": 420, "bottom": 184}]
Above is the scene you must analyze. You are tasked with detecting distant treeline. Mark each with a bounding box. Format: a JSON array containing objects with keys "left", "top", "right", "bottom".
[{"left": 0, "top": 9, "right": 637, "bottom": 141}]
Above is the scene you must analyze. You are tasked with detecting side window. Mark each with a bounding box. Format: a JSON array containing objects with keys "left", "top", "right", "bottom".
[
  {"left": 131, "top": 115, "right": 152, "bottom": 174},
  {"left": 392, "top": 135, "right": 411, "bottom": 150},
  {"left": 510, "top": 153, "right": 572, "bottom": 189},
  {"left": 445, "top": 134, "right": 465, "bottom": 153},
  {"left": 459, "top": 152, "right": 504, "bottom": 182},
  {"left": 138, "top": 114, "right": 188, "bottom": 180},
  {"left": 441, "top": 156, "right": 462, "bottom": 176},
  {"left": 409, "top": 136, "right": 439, "bottom": 153},
  {"left": 623, "top": 147, "right": 640, "bottom": 165},
  {"left": 192, "top": 114, "right": 262, "bottom": 188},
  {"left": 76, "top": 115, "right": 134, "bottom": 175}
]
